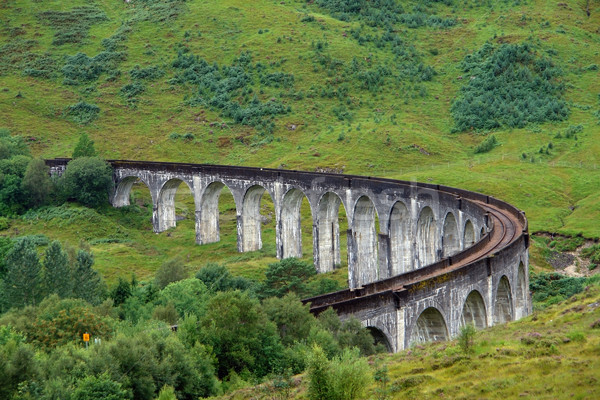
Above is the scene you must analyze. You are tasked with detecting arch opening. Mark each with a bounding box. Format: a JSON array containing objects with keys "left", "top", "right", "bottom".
[
  {"left": 197, "top": 182, "right": 237, "bottom": 245},
  {"left": 416, "top": 206, "right": 437, "bottom": 268},
  {"left": 411, "top": 307, "right": 448, "bottom": 345},
  {"left": 280, "top": 188, "right": 312, "bottom": 259},
  {"left": 241, "top": 185, "right": 276, "bottom": 253},
  {"left": 460, "top": 290, "right": 487, "bottom": 329},
  {"left": 316, "top": 192, "right": 348, "bottom": 273},
  {"left": 352, "top": 196, "right": 378, "bottom": 286},
  {"left": 515, "top": 263, "right": 527, "bottom": 319},
  {"left": 493, "top": 275, "right": 513, "bottom": 324},
  {"left": 463, "top": 220, "right": 476, "bottom": 249},
  {"left": 113, "top": 176, "right": 148, "bottom": 208},
  {"left": 480, "top": 226, "right": 486, "bottom": 239},
  {"left": 389, "top": 201, "right": 412, "bottom": 275},
  {"left": 157, "top": 179, "right": 195, "bottom": 232},
  {"left": 367, "top": 327, "right": 393, "bottom": 353},
  {"left": 442, "top": 212, "right": 460, "bottom": 258}
]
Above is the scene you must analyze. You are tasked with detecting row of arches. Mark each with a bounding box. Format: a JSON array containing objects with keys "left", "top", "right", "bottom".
[
  {"left": 409, "top": 263, "right": 528, "bottom": 346},
  {"left": 114, "top": 176, "right": 486, "bottom": 287}
]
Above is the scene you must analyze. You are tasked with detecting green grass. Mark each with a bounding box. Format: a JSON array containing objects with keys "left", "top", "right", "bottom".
[{"left": 0, "top": 0, "right": 599, "bottom": 283}]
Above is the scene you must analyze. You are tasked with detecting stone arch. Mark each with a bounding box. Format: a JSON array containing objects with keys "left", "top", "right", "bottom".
[
  {"left": 113, "top": 176, "right": 152, "bottom": 207},
  {"left": 463, "top": 219, "right": 476, "bottom": 249},
  {"left": 442, "top": 212, "right": 460, "bottom": 258},
  {"left": 367, "top": 327, "right": 393, "bottom": 353},
  {"left": 410, "top": 307, "right": 448, "bottom": 345},
  {"left": 416, "top": 206, "right": 437, "bottom": 267},
  {"left": 316, "top": 192, "right": 347, "bottom": 273},
  {"left": 157, "top": 178, "right": 194, "bottom": 232},
  {"left": 352, "top": 195, "right": 378, "bottom": 286},
  {"left": 197, "top": 181, "right": 236, "bottom": 245},
  {"left": 280, "top": 188, "right": 311, "bottom": 259},
  {"left": 460, "top": 290, "right": 487, "bottom": 329},
  {"left": 389, "top": 201, "right": 412, "bottom": 275},
  {"left": 241, "top": 184, "right": 274, "bottom": 252},
  {"left": 493, "top": 275, "right": 513, "bottom": 324},
  {"left": 515, "top": 262, "right": 527, "bottom": 319}
]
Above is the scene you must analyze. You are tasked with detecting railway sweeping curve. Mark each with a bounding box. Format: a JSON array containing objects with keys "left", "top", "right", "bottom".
[{"left": 46, "top": 158, "right": 530, "bottom": 352}]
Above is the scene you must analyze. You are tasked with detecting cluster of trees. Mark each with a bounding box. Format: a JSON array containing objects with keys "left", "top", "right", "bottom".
[
  {"left": 0, "top": 237, "right": 105, "bottom": 312},
  {"left": 0, "top": 130, "right": 113, "bottom": 216},
  {"left": 0, "top": 254, "right": 381, "bottom": 399}
]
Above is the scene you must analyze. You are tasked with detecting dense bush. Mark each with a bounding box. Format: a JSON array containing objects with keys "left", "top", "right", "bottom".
[
  {"left": 474, "top": 134, "right": 498, "bottom": 154},
  {"left": 60, "top": 157, "right": 113, "bottom": 207},
  {"left": 451, "top": 42, "right": 568, "bottom": 132},
  {"left": 530, "top": 272, "right": 586, "bottom": 310},
  {"left": 130, "top": 65, "right": 165, "bottom": 80},
  {"left": 65, "top": 101, "right": 100, "bottom": 124}
]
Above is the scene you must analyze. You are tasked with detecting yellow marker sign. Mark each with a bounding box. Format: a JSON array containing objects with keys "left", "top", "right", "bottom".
[{"left": 83, "top": 333, "right": 90, "bottom": 342}]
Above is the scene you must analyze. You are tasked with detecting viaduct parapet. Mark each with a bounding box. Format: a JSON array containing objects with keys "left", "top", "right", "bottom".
[{"left": 46, "top": 158, "right": 530, "bottom": 352}]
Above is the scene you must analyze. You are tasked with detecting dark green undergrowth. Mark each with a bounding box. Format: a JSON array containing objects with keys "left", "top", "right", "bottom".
[
  {"left": 37, "top": 6, "right": 109, "bottom": 46},
  {"left": 452, "top": 42, "right": 569, "bottom": 132}
]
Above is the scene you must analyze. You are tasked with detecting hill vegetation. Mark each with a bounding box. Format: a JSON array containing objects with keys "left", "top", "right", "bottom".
[{"left": 0, "top": 0, "right": 599, "bottom": 398}]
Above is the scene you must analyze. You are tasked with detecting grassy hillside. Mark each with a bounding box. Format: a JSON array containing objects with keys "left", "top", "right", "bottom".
[
  {"left": 215, "top": 276, "right": 600, "bottom": 400},
  {"left": 1, "top": 0, "right": 599, "bottom": 280}
]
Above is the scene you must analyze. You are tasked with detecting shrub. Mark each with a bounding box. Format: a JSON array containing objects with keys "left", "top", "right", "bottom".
[
  {"left": 451, "top": 42, "right": 568, "bottom": 132},
  {"left": 65, "top": 101, "right": 100, "bottom": 125},
  {"left": 120, "top": 81, "right": 145, "bottom": 99},
  {"left": 129, "top": 65, "right": 164, "bottom": 80},
  {"left": 474, "top": 135, "right": 498, "bottom": 154},
  {"left": 458, "top": 323, "right": 476, "bottom": 354},
  {"left": 155, "top": 257, "right": 189, "bottom": 290},
  {"left": 60, "top": 157, "right": 113, "bottom": 207}
]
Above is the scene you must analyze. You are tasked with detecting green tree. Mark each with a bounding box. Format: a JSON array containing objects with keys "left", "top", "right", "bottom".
[
  {"left": 156, "top": 278, "right": 210, "bottom": 319},
  {"left": 72, "top": 133, "right": 97, "bottom": 159},
  {"left": 329, "top": 348, "right": 372, "bottom": 400},
  {"left": 155, "top": 257, "right": 188, "bottom": 290},
  {"left": 110, "top": 277, "right": 132, "bottom": 306},
  {"left": 199, "top": 290, "right": 284, "bottom": 379},
  {"left": 72, "top": 373, "right": 131, "bottom": 400},
  {"left": 61, "top": 157, "right": 112, "bottom": 207},
  {"left": 21, "top": 158, "right": 53, "bottom": 208},
  {"left": 4, "top": 237, "right": 44, "bottom": 308},
  {"left": 307, "top": 345, "right": 333, "bottom": 400},
  {"left": 195, "top": 263, "right": 254, "bottom": 293},
  {"left": 263, "top": 293, "right": 316, "bottom": 346},
  {"left": 262, "top": 258, "right": 316, "bottom": 299},
  {"left": 43, "top": 240, "right": 73, "bottom": 298},
  {"left": 72, "top": 249, "right": 105, "bottom": 305}
]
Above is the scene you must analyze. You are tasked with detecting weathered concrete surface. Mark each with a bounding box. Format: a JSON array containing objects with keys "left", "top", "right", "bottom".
[{"left": 46, "top": 158, "right": 530, "bottom": 352}]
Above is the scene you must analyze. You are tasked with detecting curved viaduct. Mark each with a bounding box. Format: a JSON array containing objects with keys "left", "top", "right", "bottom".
[{"left": 47, "top": 159, "right": 530, "bottom": 352}]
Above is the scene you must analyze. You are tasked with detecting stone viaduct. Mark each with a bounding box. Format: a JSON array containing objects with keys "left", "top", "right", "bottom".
[{"left": 47, "top": 158, "right": 530, "bottom": 352}]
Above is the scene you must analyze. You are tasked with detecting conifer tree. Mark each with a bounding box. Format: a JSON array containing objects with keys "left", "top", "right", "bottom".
[
  {"left": 72, "top": 133, "right": 97, "bottom": 158},
  {"left": 72, "top": 249, "right": 104, "bottom": 304},
  {"left": 5, "top": 237, "right": 44, "bottom": 308},
  {"left": 43, "top": 241, "right": 72, "bottom": 298}
]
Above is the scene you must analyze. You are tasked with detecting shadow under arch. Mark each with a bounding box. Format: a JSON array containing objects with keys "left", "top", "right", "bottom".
[
  {"left": 442, "top": 212, "right": 460, "bottom": 258},
  {"left": 417, "top": 206, "right": 437, "bottom": 268},
  {"left": 493, "top": 275, "right": 513, "bottom": 324},
  {"left": 157, "top": 178, "right": 194, "bottom": 232},
  {"left": 410, "top": 307, "right": 448, "bottom": 345},
  {"left": 197, "top": 181, "right": 237, "bottom": 245},
  {"left": 389, "top": 201, "right": 411, "bottom": 276},
  {"left": 352, "top": 195, "right": 379, "bottom": 286},
  {"left": 463, "top": 219, "right": 476, "bottom": 249},
  {"left": 280, "top": 188, "right": 312, "bottom": 259},
  {"left": 367, "top": 326, "right": 393, "bottom": 353},
  {"left": 316, "top": 192, "right": 348, "bottom": 274},
  {"left": 515, "top": 262, "right": 527, "bottom": 319},
  {"left": 460, "top": 290, "right": 487, "bottom": 329},
  {"left": 241, "top": 184, "right": 275, "bottom": 253}
]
